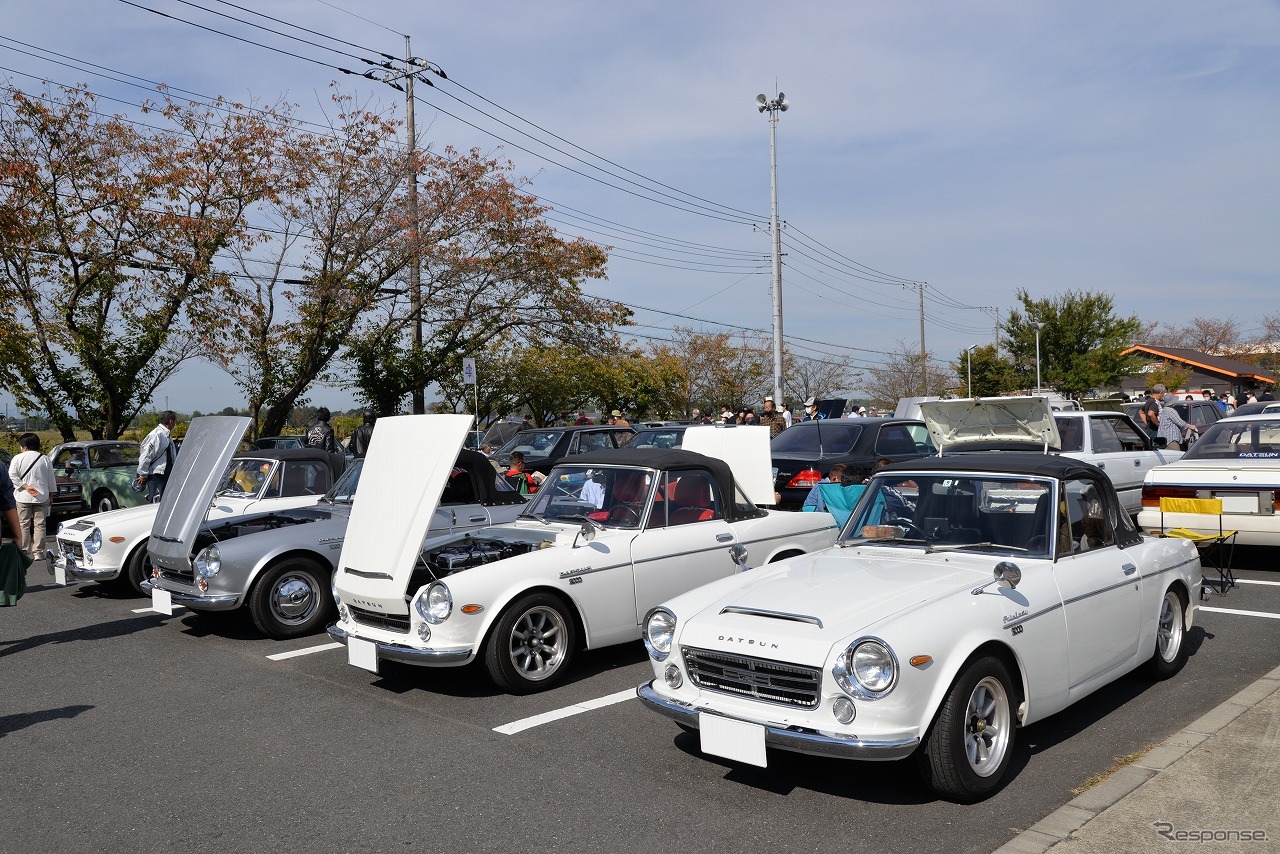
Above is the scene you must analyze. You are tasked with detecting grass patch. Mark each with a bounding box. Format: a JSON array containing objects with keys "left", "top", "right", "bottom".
[{"left": 1071, "top": 743, "right": 1158, "bottom": 796}]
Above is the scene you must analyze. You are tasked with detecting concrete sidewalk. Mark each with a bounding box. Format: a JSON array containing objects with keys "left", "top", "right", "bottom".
[{"left": 995, "top": 663, "right": 1280, "bottom": 853}]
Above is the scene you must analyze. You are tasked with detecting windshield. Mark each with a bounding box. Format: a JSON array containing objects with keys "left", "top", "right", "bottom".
[
  {"left": 327, "top": 459, "right": 362, "bottom": 503},
  {"left": 497, "top": 429, "right": 564, "bottom": 460},
  {"left": 843, "top": 472, "right": 1054, "bottom": 558},
  {"left": 771, "top": 423, "right": 863, "bottom": 455},
  {"left": 523, "top": 465, "right": 654, "bottom": 529},
  {"left": 216, "top": 458, "right": 279, "bottom": 498},
  {"left": 1184, "top": 419, "right": 1280, "bottom": 460},
  {"left": 629, "top": 428, "right": 684, "bottom": 450}
]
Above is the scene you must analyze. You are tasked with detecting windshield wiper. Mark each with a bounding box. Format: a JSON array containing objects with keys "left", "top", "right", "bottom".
[
  {"left": 518, "top": 511, "right": 550, "bottom": 525},
  {"left": 926, "top": 541, "right": 1030, "bottom": 554}
]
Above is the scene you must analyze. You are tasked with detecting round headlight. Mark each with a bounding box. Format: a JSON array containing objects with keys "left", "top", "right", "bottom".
[
  {"left": 643, "top": 608, "right": 676, "bottom": 660},
  {"left": 84, "top": 528, "right": 103, "bottom": 555},
  {"left": 331, "top": 575, "right": 342, "bottom": 607},
  {"left": 415, "top": 582, "right": 452, "bottom": 625},
  {"left": 832, "top": 637, "right": 898, "bottom": 699},
  {"left": 195, "top": 545, "right": 221, "bottom": 578}
]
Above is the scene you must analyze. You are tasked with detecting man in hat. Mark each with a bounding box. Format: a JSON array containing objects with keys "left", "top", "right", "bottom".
[
  {"left": 610, "top": 409, "right": 630, "bottom": 427},
  {"left": 801, "top": 397, "right": 825, "bottom": 421}
]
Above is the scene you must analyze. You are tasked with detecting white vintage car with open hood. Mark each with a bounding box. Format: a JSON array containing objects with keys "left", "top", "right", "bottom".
[
  {"left": 637, "top": 398, "right": 1201, "bottom": 802},
  {"left": 143, "top": 431, "right": 525, "bottom": 638},
  {"left": 329, "top": 420, "right": 838, "bottom": 693},
  {"left": 51, "top": 416, "right": 344, "bottom": 594}
]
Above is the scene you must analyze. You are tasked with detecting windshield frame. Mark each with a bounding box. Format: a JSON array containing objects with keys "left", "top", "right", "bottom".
[
  {"left": 216, "top": 458, "right": 279, "bottom": 498},
  {"left": 523, "top": 464, "right": 657, "bottom": 529}
]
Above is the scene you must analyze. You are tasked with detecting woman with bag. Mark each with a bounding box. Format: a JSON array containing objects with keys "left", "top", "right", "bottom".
[{"left": 8, "top": 433, "right": 53, "bottom": 561}]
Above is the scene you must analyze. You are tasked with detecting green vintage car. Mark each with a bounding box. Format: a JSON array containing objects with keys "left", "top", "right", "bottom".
[{"left": 49, "top": 441, "right": 145, "bottom": 513}]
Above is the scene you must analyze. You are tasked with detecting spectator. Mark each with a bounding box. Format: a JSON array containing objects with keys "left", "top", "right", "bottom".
[
  {"left": 802, "top": 463, "right": 847, "bottom": 513},
  {"left": 1138, "top": 388, "right": 1161, "bottom": 439},
  {"left": 610, "top": 409, "right": 630, "bottom": 427},
  {"left": 9, "top": 433, "right": 51, "bottom": 561},
  {"left": 521, "top": 414, "right": 534, "bottom": 430},
  {"left": 720, "top": 405, "right": 734, "bottom": 424},
  {"left": 802, "top": 397, "right": 825, "bottom": 421},
  {"left": 758, "top": 397, "right": 787, "bottom": 437},
  {"left": 307, "top": 407, "right": 339, "bottom": 453},
  {"left": 574, "top": 410, "right": 592, "bottom": 426},
  {"left": 781, "top": 404, "right": 792, "bottom": 428},
  {"left": 1, "top": 465, "right": 22, "bottom": 554},
  {"left": 1262, "top": 388, "right": 1276, "bottom": 402},
  {"left": 1156, "top": 389, "right": 1194, "bottom": 451},
  {"left": 349, "top": 409, "right": 376, "bottom": 458},
  {"left": 137, "top": 410, "right": 178, "bottom": 503},
  {"left": 743, "top": 407, "right": 758, "bottom": 425},
  {"left": 504, "top": 451, "right": 538, "bottom": 495}
]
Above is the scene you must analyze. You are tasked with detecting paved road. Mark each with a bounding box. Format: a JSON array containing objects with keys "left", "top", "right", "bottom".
[{"left": 3, "top": 548, "right": 1279, "bottom": 854}]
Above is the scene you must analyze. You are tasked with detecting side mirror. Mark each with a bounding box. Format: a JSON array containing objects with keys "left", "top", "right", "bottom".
[
  {"left": 994, "top": 561, "right": 1021, "bottom": 589},
  {"left": 1153, "top": 436, "right": 1168, "bottom": 449},
  {"left": 728, "top": 543, "right": 749, "bottom": 571},
  {"left": 573, "top": 519, "right": 597, "bottom": 548}
]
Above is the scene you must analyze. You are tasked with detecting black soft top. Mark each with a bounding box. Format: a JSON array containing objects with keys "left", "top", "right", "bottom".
[
  {"left": 878, "top": 450, "right": 1104, "bottom": 481},
  {"left": 566, "top": 447, "right": 743, "bottom": 518}
]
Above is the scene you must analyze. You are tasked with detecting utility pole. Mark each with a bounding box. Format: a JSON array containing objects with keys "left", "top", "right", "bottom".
[
  {"left": 756, "top": 91, "right": 789, "bottom": 408},
  {"left": 904, "top": 282, "right": 926, "bottom": 393},
  {"left": 404, "top": 36, "right": 424, "bottom": 414},
  {"left": 981, "top": 305, "right": 1001, "bottom": 357}
]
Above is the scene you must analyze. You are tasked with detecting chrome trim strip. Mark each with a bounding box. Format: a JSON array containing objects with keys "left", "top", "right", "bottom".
[
  {"left": 327, "top": 623, "right": 473, "bottom": 665},
  {"left": 636, "top": 682, "right": 919, "bottom": 761},
  {"left": 344, "top": 567, "right": 394, "bottom": 580},
  {"left": 1060, "top": 576, "right": 1140, "bottom": 608},
  {"left": 1002, "top": 601, "right": 1064, "bottom": 630},
  {"left": 718, "top": 606, "right": 823, "bottom": 628}
]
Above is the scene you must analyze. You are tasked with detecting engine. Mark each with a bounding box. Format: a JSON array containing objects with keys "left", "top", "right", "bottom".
[{"left": 427, "top": 537, "right": 535, "bottom": 575}]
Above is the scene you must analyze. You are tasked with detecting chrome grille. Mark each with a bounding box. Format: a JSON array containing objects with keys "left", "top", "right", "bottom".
[
  {"left": 158, "top": 567, "right": 194, "bottom": 583},
  {"left": 682, "top": 646, "right": 821, "bottom": 709},
  {"left": 349, "top": 606, "right": 410, "bottom": 633},
  {"left": 56, "top": 538, "right": 84, "bottom": 561}
]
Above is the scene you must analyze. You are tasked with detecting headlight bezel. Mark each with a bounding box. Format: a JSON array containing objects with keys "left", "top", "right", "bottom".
[
  {"left": 83, "top": 527, "right": 103, "bottom": 555},
  {"left": 414, "top": 582, "right": 452, "bottom": 625},
  {"left": 832, "top": 636, "right": 899, "bottom": 700},
  {"left": 643, "top": 607, "right": 677, "bottom": 660},
  {"left": 194, "top": 545, "right": 222, "bottom": 578}
]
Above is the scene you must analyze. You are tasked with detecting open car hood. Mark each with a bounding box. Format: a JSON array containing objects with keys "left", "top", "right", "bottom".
[
  {"left": 149, "top": 416, "right": 252, "bottom": 574},
  {"left": 681, "top": 424, "right": 775, "bottom": 505},
  {"left": 335, "top": 414, "right": 473, "bottom": 605},
  {"left": 920, "top": 396, "right": 1061, "bottom": 453}
]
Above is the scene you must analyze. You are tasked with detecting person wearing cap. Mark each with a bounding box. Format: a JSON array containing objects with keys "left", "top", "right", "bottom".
[
  {"left": 758, "top": 397, "right": 787, "bottom": 437},
  {"left": 610, "top": 409, "right": 629, "bottom": 427},
  {"left": 801, "top": 397, "right": 825, "bottom": 421}
]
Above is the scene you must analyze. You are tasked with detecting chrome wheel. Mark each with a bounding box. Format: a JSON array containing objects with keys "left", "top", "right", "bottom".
[
  {"left": 269, "top": 572, "right": 319, "bottom": 625},
  {"left": 964, "top": 676, "right": 1011, "bottom": 777},
  {"left": 506, "top": 605, "right": 568, "bottom": 681},
  {"left": 1157, "top": 590, "right": 1183, "bottom": 663}
]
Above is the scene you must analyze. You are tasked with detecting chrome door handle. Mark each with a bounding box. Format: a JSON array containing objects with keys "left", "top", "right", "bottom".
[
  {"left": 716, "top": 533, "right": 734, "bottom": 542},
  {"left": 1122, "top": 563, "right": 1138, "bottom": 576},
  {"left": 469, "top": 515, "right": 487, "bottom": 523}
]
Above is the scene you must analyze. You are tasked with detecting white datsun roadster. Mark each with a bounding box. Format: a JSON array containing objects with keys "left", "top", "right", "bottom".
[
  {"left": 637, "top": 397, "right": 1201, "bottom": 802},
  {"left": 329, "top": 416, "right": 838, "bottom": 694}
]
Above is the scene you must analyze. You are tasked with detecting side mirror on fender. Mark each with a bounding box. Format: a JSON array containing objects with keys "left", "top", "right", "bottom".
[{"left": 728, "top": 543, "right": 749, "bottom": 571}]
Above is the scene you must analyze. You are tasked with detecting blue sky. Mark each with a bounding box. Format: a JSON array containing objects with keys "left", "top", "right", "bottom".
[{"left": 3, "top": 0, "right": 1278, "bottom": 415}]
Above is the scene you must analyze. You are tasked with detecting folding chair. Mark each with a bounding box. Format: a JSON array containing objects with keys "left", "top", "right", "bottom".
[
  {"left": 1158, "top": 497, "right": 1238, "bottom": 599},
  {"left": 816, "top": 482, "right": 867, "bottom": 530}
]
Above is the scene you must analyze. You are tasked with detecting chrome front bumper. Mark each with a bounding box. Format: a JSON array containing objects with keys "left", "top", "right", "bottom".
[
  {"left": 55, "top": 551, "right": 120, "bottom": 581},
  {"left": 636, "top": 682, "right": 920, "bottom": 762},
  {"left": 139, "top": 579, "right": 240, "bottom": 610},
  {"left": 327, "top": 623, "right": 473, "bottom": 666}
]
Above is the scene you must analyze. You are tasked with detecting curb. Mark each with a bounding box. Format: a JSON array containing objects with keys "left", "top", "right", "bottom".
[{"left": 992, "top": 663, "right": 1280, "bottom": 854}]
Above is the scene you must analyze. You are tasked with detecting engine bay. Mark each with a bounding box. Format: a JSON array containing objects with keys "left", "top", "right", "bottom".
[{"left": 405, "top": 535, "right": 543, "bottom": 593}]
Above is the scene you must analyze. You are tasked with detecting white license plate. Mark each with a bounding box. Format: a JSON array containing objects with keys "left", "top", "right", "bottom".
[
  {"left": 151, "top": 587, "right": 173, "bottom": 615},
  {"left": 54, "top": 562, "right": 67, "bottom": 586},
  {"left": 699, "top": 713, "right": 767, "bottom": 767},
  {"left": 1219, "top": 494, "right": 1259, "bottom": 514},
  {"left": 347, "top": 636, "right": 379, "bottom": 673}
]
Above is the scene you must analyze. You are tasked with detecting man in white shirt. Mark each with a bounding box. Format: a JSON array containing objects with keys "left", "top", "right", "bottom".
[
  {"left": 9, "top": 433, "right": 53, "bottom": 560},
  {"left": 137, "top": 411, "right": 178, "bottom": 503}
]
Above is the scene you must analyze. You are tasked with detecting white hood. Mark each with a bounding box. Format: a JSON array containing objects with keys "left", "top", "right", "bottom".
[
  {"left": 680, "top": 424, "right": 775, "bottom": 504},
  {"left": 920, "top": 396, "right": 1060, "bottom": 453},
  {"left": 335, "top": 414, "right": 473, "bottom": 608}
]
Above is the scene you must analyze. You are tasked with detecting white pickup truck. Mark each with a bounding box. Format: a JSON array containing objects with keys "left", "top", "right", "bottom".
[{"left": 1054, "top": 410, "right": 1183, "bottom": 516}]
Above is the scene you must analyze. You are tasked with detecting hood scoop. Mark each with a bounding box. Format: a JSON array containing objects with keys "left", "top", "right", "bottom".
[{"left": 719, "top": 605, "right": 823, "bottom": 629}]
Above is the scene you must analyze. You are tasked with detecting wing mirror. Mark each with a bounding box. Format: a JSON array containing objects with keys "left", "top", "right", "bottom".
[
  {"left": 994, "top": 561, "right": 1021, "bottom": 589},
  {"left": 573, "top": 517, "right": 598, "bottom": 548},
  {"left": 728, "top": 543, "right": 749, "bottom": 571}
]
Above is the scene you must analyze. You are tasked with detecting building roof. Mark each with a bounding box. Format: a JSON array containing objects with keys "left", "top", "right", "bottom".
[{"left": 1122, "top": 345, "right": 1277, "bottom": 385}]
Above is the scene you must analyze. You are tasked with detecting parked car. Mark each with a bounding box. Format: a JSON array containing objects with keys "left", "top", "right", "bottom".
[
  {"left": 463, "top": 430, "right": 486, "bottom": 451},
  {"left": 628, "top": 425, "right": 691, "bottom": 450},
  {"left": 1053, "top": 410, "right": 1183, "bottom": 515},
  {"left": 1138, "top": 413, "right": 1280, "bottom": 546},
  {"left": 770, "top": 418, "right": 934, "bottom": 509},
  {"left": 52, "top": 419, "right": 344, "bottom": 594},
  {"left": 144, "top": 431, "right": 526, "bottom": 638},
  {"left": 329, "top": 420, "right": 838, "bottom": 693},
  {"left": 638, "top": 400, "right": 1200, "bottom": 802},
  {"left": 1, "top": 447, "right": 82, "bottom": 518},
  {"left": 1170, "top": 399, "right": 1224, "bottom": 444},
  {"left": 48, "top": 440, "right": 144, "bottom": 513},
  {"left": 490, "top": 424, "right": 637, "bottom": 475}
]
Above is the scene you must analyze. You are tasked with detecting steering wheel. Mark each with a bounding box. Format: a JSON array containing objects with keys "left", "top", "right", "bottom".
[{"left": 608, "top": 504, "right": 641, "bottom": 525}]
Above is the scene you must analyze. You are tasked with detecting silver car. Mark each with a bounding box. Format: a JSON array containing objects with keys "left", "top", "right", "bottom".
[{"left": 146, "top": 420, "right": 526, "bottom": 639}]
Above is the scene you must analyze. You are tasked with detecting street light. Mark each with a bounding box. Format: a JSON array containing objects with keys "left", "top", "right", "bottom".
[
  {"left": 1031, "top": 322, "right": 1044, "bottom": 394},
  {"left": 756, "top": 90, "right": 788, "bottom": 408},
  {"left": 966, "top": 345, "right": 977, "bottom": 398}
]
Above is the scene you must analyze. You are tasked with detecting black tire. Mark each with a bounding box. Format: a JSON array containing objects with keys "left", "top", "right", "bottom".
[
  {"left": 484, "top": 593, "right": 577, "bottom": 694},
  {"left": 1147, "top": 587, "right": 1188, "bottom": 679},
  {"left": 118, "top": 542, "right": 152, "bottom": 595},
  {"left": 94, "top": 490, "right": 118, "bottom": 514},
  {"left": 916, "top": 656, "right": 1017, "bottom": 803},
  {"left": 248, "top": 559, "right": 333, "bottom": 639}
]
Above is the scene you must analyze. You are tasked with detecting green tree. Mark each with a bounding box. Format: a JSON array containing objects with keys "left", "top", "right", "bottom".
[
  {"left": 1003, "top": 289, "right": 1144, "bottom": 399},
  {"left": 951, "top": 344, "right": 1017, "bottom": 397}
]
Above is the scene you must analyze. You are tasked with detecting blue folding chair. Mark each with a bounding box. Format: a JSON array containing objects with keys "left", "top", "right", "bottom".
[{"left": 814, "top": 482, "right": 866, "bottom": 530}]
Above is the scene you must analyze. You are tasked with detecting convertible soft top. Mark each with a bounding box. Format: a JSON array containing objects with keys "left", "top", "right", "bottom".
[
  {"left": 232, "top": 447, "right": 347, "bottom": 480},
  {"left": 878, "top": 450, "right": 1104, "bottom": 481}
]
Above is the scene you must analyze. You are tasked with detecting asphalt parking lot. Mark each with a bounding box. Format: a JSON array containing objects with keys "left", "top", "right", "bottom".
[{"left": 4, "top": 547, "right": 1280, "bottom": 854}]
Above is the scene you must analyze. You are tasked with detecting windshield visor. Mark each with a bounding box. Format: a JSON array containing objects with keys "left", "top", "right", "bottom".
[{"left": 843, "top": 473, "right": 1055, "bottom": 558}]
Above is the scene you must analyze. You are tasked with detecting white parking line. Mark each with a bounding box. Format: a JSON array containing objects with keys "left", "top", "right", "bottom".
[
  {"left": 266, "top": 642, "right": 343, "bottom": 661},
  {"left": 1199, "top": 606, "right": 1280, "bottom": 620},
  {"left": 1235, "top": 579, "right": 1280, "bottom": 587},
  {"left": 493, "top": 688, "right": 636, "bottom": 735},
  {"left": 131, "top": 606, "right": 184, "bottom": 614}
]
